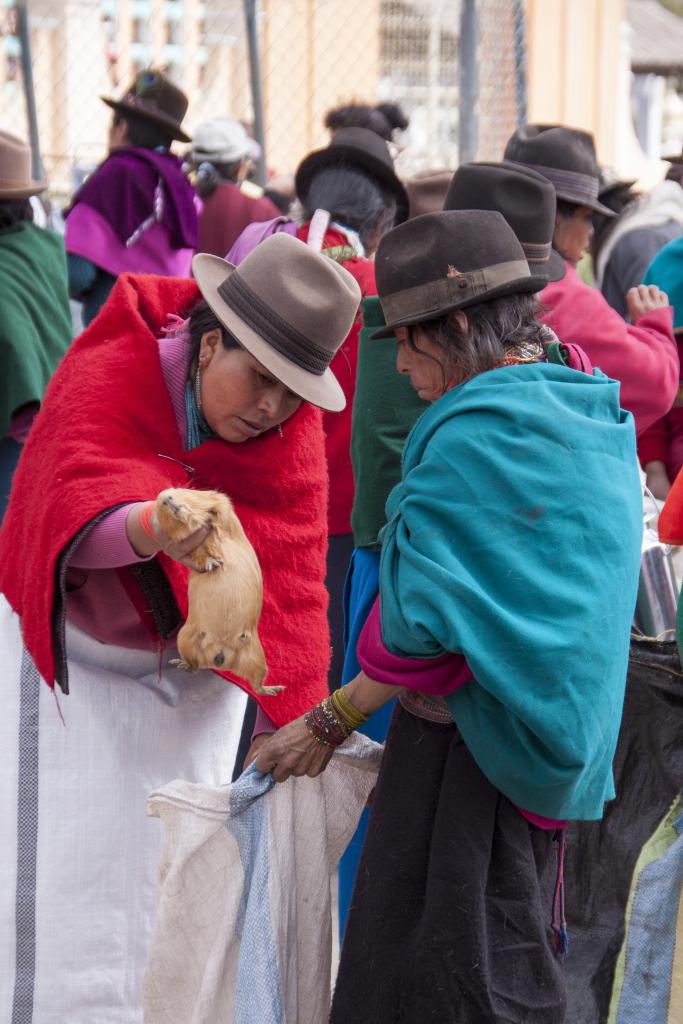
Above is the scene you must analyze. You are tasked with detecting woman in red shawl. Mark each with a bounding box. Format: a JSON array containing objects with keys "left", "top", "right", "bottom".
[{"left": 0, "top": 233, "right": 359, "bottom": 1022}]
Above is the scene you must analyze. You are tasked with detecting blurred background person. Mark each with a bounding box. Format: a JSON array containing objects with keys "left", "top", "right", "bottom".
[
  {"left": 638, "top": 232, "right": 683, "bottom": 498},
  {"left": 505, "top": 124, "right": 677, "bottom": 436},
  {"left": 64, "top": 69, "right": 198, "bottom": 325},
  {"left": 188, "top": 117, "right": 280, "bottom": 256},
  {"left": 0, "top": 130, "right": 71, "bottom": 518},
  {"left": 592, "top": 171, "right": 683, "bottom": 318}
]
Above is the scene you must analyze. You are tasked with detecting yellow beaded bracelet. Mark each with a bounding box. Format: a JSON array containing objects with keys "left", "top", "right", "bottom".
[{"left": 331, "top": 686, "right": 369, "bottom": 731}]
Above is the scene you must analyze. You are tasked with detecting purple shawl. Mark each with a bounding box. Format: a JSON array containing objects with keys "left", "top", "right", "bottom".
[{"left": 67, "top": 147, "right": 198, "bottom": 250}]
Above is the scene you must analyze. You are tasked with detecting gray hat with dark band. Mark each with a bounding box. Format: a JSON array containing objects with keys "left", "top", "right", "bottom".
[
  {"left": 371, "top": 209, "right": 546, "bottom": 339},
  {"left": 503, "top": 124, "right": 615, "bottom": 217},
  {"left": 192, "top": 234, "right": 361, "bottom": 412}
]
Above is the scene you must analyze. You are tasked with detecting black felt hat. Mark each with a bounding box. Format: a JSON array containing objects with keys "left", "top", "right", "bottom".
[
  {"left": 504, "top": 124, "right": 615, "bottom": 217},
  {"left": 443, "top": 161, "right": 566, "bottom": 282},
  {"left": 370, "top": 209, "right": 547, "bottom": 338},
  {"left": 102, "top": 69, "right": 191, "bottom": 143},
  {"left": 295, "top": 127, "right": 410, "bottom": 224}
]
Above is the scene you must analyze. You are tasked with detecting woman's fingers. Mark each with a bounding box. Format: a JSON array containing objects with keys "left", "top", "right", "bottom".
[
  {"left": 253, "top": 715, "right": 335, "bottom": 781},
  {"left": 172, "top": 524, "right": 211, "bottom": 557}
]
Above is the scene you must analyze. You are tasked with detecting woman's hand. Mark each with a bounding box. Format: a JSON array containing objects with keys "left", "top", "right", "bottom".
[
  {"left": 253, "top": 715, "right": 334, "bottom": 782},
  {"left": 126, "top": 501, "right": 211, "bottom": 570},
  {"left": 626, "top": 284, "right": 669, "bottom": 323},
  {"left": 244, "top": 731, "right": 274, "bottom": 768},
  {"left": 645, "top": 460, "right": 671, "bottom": 502}
]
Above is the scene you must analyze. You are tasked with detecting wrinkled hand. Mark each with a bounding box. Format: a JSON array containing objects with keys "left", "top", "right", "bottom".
[
  {"left": 254, "top": 715, "right": 334, "bottom": 783},
  {"left": 244, "top": 731, "right": 273, "bottom": 769},
  {"left": 126, "top": 502, "right": 211, "bottom": 571},
  {"left": 626, "top": 284, "right": 669, "bottom": 323}
]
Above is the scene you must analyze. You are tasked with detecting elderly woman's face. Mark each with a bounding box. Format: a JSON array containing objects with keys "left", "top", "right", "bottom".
[
  {"left": 394, "top": 324, "right": 449, "bottom": 402},
  {"left": 198, "top": 330, "right": 302, "bottom": 443}
]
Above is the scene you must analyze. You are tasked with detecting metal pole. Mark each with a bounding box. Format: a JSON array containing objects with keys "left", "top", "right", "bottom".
[
  {"left": 16, "top": 0, "right": 44, "bottom": 183},
  {"left": 243, "top": 0, "right": 268, "bottom": 188},
  {"left": 459, "top": 0, "right": 479, "bottom": 164},
  {"left": 513, "top": 0, "right": 528, "bottom": 126}
]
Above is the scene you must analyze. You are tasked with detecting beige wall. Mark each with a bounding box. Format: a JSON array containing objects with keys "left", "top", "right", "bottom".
[
  {"left": 261, "top": 0, "right": 380, "bottom": 175},
  {"left": 525, "top": 0, "right": 633, "bottom": 169}
]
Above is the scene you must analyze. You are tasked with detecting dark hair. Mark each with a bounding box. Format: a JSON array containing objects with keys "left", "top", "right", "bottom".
[
  {"left": 591, "top": 183, "right": 640, "bottom": 265},
  {"left": 666, "top": 163, "right": 683, "bottom": 186},
  {"left": 302, "top": 164, "right": 397, "bottom": 250},
  {"left": 194, "top": 160, "right": 243, "bottom": 199},
  {"left": 187, "top": 299, "right": 240, "bottom": 367},
  {"left": 408, "top": 292, "right": 546, "bottom": 391},
  {"left": 0, "top": 198, "right": 34, "bottom": 230},
  {"left": 324, "top": 102, "right": 408, "bottom": 141},
  {"left": 555, "top": 198, "right": 583, "bottom": 219},
  {"left": 264, "top": 187, "right": 292, "bottom": 214},
  {"left": 113, "top": 110, "right": 174, "bottom": 151}
]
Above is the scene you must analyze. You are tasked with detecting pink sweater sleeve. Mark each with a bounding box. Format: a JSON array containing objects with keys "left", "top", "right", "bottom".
[
  {"left": 357, "top": 599, "right": 473, "bottom": 695},
  {"left": 541, "top": 266, "right": 678, "bottom": 435},
  {"left": 68, "top": 503, "right": 154, "bottom": 569},
  {"left": 252, "top": 706, "right": 277, "bottom": 739}
]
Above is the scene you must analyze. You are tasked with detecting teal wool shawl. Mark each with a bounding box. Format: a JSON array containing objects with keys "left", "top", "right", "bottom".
[{"left": 379, "top": 363, "right": 642, "bottom": 820}]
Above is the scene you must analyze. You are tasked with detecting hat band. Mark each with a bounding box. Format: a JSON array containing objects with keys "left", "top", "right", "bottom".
[
  {"left": 381, "top": 259, "right": 531, "bottom": 324},
  {"left": 0, "top": 176, "right": 35, "bottom": 188},
  {"left": 217, "top": 273, "right": 334, "bottom": 376},
  {"left": 522, "top": 162, "right": 599, "bottom": 202},
  {"left": 520, "top": 239, "right": 551, "bottom": 263}
]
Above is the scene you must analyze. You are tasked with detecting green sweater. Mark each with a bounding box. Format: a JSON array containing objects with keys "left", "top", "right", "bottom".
[
  {"left": 0, "top": 222, "right": 72, "bottom": 437},
  {"left": 350, "top": 296, "right": 428, "bottom": 549}
]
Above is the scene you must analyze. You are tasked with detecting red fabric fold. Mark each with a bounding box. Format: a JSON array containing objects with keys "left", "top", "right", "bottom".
[{"left": 0, "top": 272, "right": 331, "bottom": 727}]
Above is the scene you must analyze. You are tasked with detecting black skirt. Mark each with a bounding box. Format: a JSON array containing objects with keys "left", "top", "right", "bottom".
[{"left": 331, "top": 705, "right": 567, "bottom": 1024}]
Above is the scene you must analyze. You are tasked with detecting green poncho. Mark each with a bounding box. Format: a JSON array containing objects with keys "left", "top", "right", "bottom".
[
  {"left": 379, "top": 362, "right": 643, "bottom": 820},
  {"left": 0, "top": 222, "right": 72, "bottom": 437},
  {"left": 350, "top": 297, "right": 428, "bottom": 549}
]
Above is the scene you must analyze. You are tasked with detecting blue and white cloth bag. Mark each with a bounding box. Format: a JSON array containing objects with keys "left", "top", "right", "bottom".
[{"left": 144, "top": 734, "right": 382, "bottom": 1024}]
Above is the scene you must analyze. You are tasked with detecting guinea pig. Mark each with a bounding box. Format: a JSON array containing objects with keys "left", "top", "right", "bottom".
[{"left": 155, "top": 487, "right": 284, "bottom": 696}]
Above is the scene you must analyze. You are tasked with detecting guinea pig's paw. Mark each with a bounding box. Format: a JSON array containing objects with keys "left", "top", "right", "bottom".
[
  {"left": 170, "top": 658, "right": 193, "bottom": 672},
  {"left": 253, "top": 683, "right": 286, "bottom": 696}
]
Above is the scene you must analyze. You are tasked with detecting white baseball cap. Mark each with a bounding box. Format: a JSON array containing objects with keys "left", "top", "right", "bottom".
[{"left": 191, "top": 118, "right": 251, "bottom": 164}]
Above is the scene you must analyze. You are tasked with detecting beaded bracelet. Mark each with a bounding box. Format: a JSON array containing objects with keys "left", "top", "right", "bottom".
[
  {"left": 304, "top": 689, "right": 369, "bottom": 748},
  {"left": 331, "top": 687, "right": 369, "bottom": 731}
]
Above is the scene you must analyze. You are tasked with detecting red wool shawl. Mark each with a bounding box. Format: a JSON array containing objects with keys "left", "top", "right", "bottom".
[{"left": 0, "top": 273, "right": 330, "bottom": 727}]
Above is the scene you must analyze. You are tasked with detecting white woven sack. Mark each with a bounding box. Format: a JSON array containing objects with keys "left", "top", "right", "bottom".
[{"left": 144, "top": 733, "right": 382, "bottom": 1024}]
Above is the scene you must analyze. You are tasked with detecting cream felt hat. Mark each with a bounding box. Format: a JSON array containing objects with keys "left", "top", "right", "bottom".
[
  {"left": 0, "top": 131, "right": 46, "bottom": 199},
  {"left": 192, "top": 233, "right": 361, "bottom": 412}
]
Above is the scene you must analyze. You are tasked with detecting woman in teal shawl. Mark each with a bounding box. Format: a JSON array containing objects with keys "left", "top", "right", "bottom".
[{"left": 255, "top": 210, "right": 643, "bottom": 1023}]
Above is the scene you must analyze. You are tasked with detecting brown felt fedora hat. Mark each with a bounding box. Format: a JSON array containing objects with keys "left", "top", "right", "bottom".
[
  {"left": 192, "top": 234, "right": 361, "bottom": 412},
  {"left": 444, "top": 161, "right": 566, "bottom": 282},
  {"left": 295, "top": 126, "right": 410, "bottom": 223},
  {"left": 0, "top": 130, "right": 46, "bottom": 198},
  {"left": 102, "top": 69, "right": 191, "bottom": 143},
  {"left": 405, "top": 168, "right": 453, "bottom": 219},
  {"left": 371, "top": 209, "right": 545, "bottom": 339},
  {"left": 504, "top": 124, "right": 615, "bottom": 217}
]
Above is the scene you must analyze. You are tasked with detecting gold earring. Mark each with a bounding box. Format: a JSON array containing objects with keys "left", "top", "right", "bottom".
[{"left": 194, "top": 366, "right": 202, "bottom": 412}]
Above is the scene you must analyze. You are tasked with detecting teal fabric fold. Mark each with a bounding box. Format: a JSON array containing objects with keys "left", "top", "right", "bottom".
[{"left": 379, "top": 362, "right": 642, "bottom": 820}]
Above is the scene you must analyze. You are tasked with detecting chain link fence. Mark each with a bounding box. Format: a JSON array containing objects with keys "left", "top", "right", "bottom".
[{"left": 0, "top": 0, "right": 527, "bottom": 202}]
